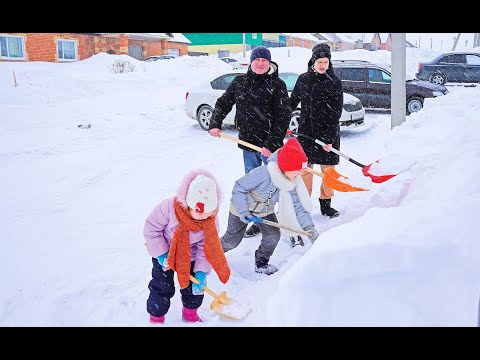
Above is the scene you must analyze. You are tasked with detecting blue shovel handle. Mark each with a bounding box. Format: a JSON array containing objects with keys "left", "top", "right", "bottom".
[{"left": 245, "top": 215, "right": 263, "bottom": 223}]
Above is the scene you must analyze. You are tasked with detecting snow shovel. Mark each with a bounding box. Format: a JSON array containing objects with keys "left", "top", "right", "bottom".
[
  {"left": 218, "top": 132, "right": 369, "bottom": 192},
  {"left": 246, "top": 215, "right": 311, "bottom": 237},
  {"left": 189, "top": 275, "right": 252, "bottom": 321},
  {"left": 286, "top": 130, "right": 400, "bottom": 184}
]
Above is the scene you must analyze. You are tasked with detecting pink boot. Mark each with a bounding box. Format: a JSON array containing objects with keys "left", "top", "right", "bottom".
[
  {"left": 182, "top": 306, "right": 202, "bottom": 323},
  {"left": 149, "top": 315, "right": 165, "bottom": 324}
]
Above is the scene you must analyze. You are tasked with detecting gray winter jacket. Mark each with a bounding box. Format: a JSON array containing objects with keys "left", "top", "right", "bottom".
[{"left": 229, "top": 150, "right": 314, "bottom": 229}]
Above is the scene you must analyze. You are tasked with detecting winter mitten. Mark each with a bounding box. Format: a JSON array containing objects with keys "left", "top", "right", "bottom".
[
  {"left": 239, "top": 211, "right": 253, "bottom": 224},
  {"left": 192, "top": 271, "right": 207, "bottom": 295},
  {"left": 304, "top": 225, "right": 319, "bottom": 243},
  {"left": 157, "top": 251, "right": 170, "bottom": 271}
]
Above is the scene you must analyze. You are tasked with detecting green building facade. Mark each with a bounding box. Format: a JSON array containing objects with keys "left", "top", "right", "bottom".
[{"left": 182, "top": 33, "right": 263, "bottom": 55}]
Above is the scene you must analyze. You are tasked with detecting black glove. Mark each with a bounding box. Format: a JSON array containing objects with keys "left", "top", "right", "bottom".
[{"left": 304, "top": 225, "right": 319, "bottom": 243}]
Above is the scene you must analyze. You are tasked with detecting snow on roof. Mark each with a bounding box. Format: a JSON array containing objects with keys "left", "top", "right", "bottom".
[
  {"left": 99, "top": 33, "right": 170, "bottom": 39},
  {"left": 315, "top": 33, "right": 335, "bottom": 42},
  {"left": 314, "top": 33, "right": 355, "bottom": 43},
  {"left": 335, "top": 33, "right": 357, "bottom": 43},
  {"left": 281, "top": 33, "right": 319, "bottom": 42},
  {"left": 169, "top": 33, "right": 191, "bottom": 44},
  {"left": 363, "top": 33, "right": 376, "bottom": 43},
  {"left": 379, "top": 33, "right": 390, "bottom": 43}
]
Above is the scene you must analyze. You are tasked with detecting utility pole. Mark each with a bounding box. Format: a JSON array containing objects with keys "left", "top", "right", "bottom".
[
  {"left": 452, "top": 33, "right": 461, "bottom": 50},
  {"left": 474, "top": 33, "right": 480, "bottom": 48},
  {"left": 391, "top": 33, "right": 406, "bottom": 129},
  {"left": 243, "top": 33, "right": 246, "bottom": 58}
]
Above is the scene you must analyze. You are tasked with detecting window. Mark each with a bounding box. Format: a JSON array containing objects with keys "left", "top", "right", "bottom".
[
  {"left": 439, "top": 54, "right": 464, "bottom": 64},
  {"left": 466, "top": 54, "right": 480, "bottom": 65},
  {"left": 57, "top": 39, "right": 77, "bottom": 61},
  {"left": 290, "top": 39, "right": 295, "bottom": 47},
  {"left": 0, "top": 34, "right": 25, "bottom": 60},
  {"left": 368, "top": 68, "right": 391, "bottom": 83},
  {"left": 340, "top": 67, "right": 365, "bottom": 82},
  {"left": 211, "top": 73, "right": 241, "bottom": 90},
  {"left": 252, "top": 33, "right": 257, "bottom": 40},
  {"left": 300, "top": 40, "right": 305, "bottom": 48}
]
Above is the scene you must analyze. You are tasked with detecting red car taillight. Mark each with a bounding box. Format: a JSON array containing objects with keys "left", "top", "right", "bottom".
[
  {"left": 186, "top": 91, "right": 189, "bottom": 100},
  {"left": 418, "top": 63, "right": 423, "bottom": 72}
]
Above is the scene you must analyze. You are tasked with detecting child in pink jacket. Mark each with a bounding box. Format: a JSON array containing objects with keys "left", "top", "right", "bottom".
[{"left": 143, "top": 169, "right": 230, "bottom": 323}]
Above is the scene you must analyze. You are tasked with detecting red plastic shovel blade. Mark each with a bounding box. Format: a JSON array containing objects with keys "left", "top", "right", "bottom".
[{"left": 362, "top": 161, "right": 397, "bottom": 183}]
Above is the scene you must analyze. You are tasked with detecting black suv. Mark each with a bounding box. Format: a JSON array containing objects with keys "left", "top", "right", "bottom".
[
  {"left": 332, "top": 60, "right": 449, "bottom": 115},
  {"left": 415, "top": 52, "right": 480, "bottom": 85}
]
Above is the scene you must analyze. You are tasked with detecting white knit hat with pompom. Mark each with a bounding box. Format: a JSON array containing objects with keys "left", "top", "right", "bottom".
[{"left": 186, "top": 175, "right": 218, "bottom": 214}]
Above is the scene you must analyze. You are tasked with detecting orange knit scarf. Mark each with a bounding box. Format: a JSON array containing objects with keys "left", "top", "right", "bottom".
[{"left": 168, "top": 199, "right": 231, "bottom": 289}]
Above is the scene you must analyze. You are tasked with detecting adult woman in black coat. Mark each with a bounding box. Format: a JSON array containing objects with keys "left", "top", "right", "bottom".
[{"left": 289, "top": 43, "right": 343, "bottom": 218}]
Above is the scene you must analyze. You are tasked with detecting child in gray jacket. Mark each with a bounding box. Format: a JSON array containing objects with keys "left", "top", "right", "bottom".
[{"left": 220, "top": 137, "right": 319, "bottom": 275}]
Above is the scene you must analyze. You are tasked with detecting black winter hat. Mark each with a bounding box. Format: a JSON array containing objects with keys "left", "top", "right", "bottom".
[
  {"left": 310, "top": 43, "right": 331, "bottom": 63},
  {"left": 250, "top": 46, "right": 271, "bottom": 63}
]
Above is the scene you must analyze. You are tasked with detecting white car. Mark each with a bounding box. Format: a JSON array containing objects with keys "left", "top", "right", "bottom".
[
  {"left": 218, "top": 57, "right": 248, "bottom": 70},
  {"left": 185, "top": 71, "right": 365, "bottom": 132}
]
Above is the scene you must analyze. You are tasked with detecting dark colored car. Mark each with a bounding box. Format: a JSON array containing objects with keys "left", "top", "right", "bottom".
[
  {"left": 415, "top": 52, "right": 480, "bottom": 85},
  {"left": 332, "top": 60, "right": 449, "bottom": 115},
  {"left": 144, "top": 55, "right": 177, "bottom": 61}
]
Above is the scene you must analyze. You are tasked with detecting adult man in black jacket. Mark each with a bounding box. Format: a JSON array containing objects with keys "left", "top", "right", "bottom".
[{"left": 209, "top": 46, "right": 291, "bottom": 237}]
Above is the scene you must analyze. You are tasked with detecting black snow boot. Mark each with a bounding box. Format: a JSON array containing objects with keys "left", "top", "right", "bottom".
[
  {"left": 254, "top": 250, "right": 278, "bottom": 275},
  {"left": 290, "top": 236, "right": 304, "bottom": 247},
  {"left": 320, "top": 199, "right": 339, "bottom": 218},
  {"left": 244, "top": 223, "right": 260, "bottom": 238}
]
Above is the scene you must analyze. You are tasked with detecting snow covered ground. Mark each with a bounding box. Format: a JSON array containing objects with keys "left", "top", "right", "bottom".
[{"left": 1, "top": 45, "right": 479, "bottom": 327}]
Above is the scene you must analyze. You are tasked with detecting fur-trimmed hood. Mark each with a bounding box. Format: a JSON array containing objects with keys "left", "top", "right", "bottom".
[
  {"left": 247, "top": 60, "right": 280, "bottom": 78},
  {"left": 175, "top": 169, "right": 223, "bottom": 212}
]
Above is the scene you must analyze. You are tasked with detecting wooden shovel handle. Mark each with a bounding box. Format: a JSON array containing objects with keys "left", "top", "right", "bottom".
[
  {"left": 262, "top": 219, "right": 312, "bottom": 237},
  {"left": 219, "top": 132, "right": 323, "bottom": 178},
  {"left": 219, "top": 132, "right": 262, "bottom": 152},
  {"left": 189, "top": 275, "right": 219, "bottom": 299},
  {"left": 303, "top": 167, "right": 324, "bottom": 178}
]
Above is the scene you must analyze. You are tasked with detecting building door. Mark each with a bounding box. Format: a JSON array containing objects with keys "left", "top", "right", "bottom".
[
  {"left": 168, "top": 48, "right": 180, "bottom": 56},
  {"left": 128, "top": 45, "right": 143, "bottom": 60}
]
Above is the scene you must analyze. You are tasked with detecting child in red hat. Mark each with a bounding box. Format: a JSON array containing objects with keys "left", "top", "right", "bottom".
[{"left": 220, "top": 137, "right": 319, "bottom": 275}]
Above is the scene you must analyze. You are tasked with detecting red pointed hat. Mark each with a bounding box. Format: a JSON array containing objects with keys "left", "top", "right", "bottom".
[{"left": 278, "top": 137, "right": 308, "bottom": 172}]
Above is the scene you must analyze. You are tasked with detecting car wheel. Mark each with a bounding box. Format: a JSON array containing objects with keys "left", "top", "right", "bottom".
[
  {"left": 429, "top": 73, "right": 447, "bottom": 85},
  {"left": 406, "top": 96, "right": 423, "bottom": 115},
  {"left": 196, "top": 105, "right": 213, "bottom": 131},
  {"left": 289, "top": 110, "right": 300, "bottom": 132}
]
